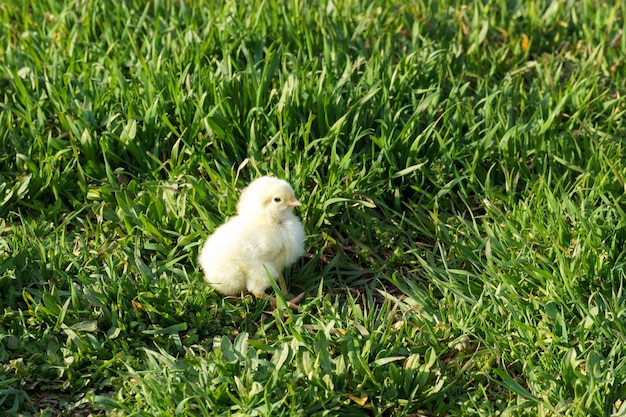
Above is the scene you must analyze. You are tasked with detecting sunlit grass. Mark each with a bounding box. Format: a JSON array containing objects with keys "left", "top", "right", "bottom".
[{"left": 1, "top": 0, "right": 625, "bottom": 415}]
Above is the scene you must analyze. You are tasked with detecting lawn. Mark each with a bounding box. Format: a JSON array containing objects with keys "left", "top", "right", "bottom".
[{"left": 1, "top": 0, "right": 625, "bottom": 415}]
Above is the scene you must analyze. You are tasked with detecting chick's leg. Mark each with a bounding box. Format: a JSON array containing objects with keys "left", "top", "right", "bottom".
[
  {"left": 277, "top": 274, "right": 305, "bottom": 308},
  {"left": 250, "top": 290, "right": 267, "bottom": 300},
  {"left": 248, "top": 266, "right": 304, "bottom": 309},
  {"left": 278, "top": 274, "right": 288, "bottom": 296}
]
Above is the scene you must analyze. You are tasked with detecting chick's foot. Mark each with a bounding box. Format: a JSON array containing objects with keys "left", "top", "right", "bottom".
[{"left": 269, "top": 292, "right": 306, "bottom": 310}]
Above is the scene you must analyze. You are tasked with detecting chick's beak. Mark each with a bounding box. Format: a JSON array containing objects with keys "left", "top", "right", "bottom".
[{"left": 287, "top": 198, "right": 302, "bottom": 207}]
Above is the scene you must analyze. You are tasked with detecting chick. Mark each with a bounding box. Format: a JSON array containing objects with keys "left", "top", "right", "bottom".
[{"left": 198, "top": 176, "right": 305, "bottom": 307}]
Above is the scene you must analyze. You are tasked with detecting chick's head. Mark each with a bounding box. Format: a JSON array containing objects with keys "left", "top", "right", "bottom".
[{"left": 237, "top": 176, "right": 302, "bottom": 221}]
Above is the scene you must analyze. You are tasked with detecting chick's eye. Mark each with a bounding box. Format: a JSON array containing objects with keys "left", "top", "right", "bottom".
[{"left": 273, "top": 197, "right": 282, "bottom": 203}]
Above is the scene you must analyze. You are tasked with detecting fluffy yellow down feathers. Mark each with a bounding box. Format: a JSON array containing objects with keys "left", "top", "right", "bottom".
[{"left": 198, "top": 176, "right": 305, "bottom": 304}]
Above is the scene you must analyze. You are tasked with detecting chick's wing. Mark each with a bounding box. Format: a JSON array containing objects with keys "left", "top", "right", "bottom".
[{"left": 234, "top": 218, "right": 285, "bottom": 262}]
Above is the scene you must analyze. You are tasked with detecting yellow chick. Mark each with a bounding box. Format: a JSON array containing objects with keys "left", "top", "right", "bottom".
[{"left": 198, "top": 176, "right": 305, "bottom": 306}]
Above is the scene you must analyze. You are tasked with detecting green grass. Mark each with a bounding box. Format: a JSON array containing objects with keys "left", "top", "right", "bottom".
[{"left": 1, "top": 0, "right": 625, "bottom": 415}]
